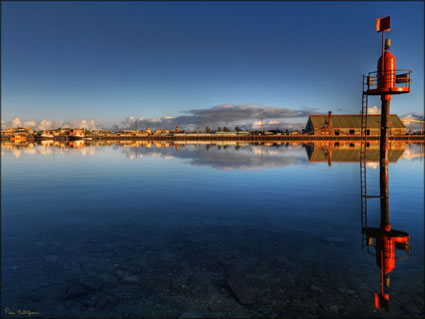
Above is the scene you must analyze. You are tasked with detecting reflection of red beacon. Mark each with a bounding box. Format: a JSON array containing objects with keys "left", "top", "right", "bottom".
[{"left": 364, "top": 225, "right": 410, "bottom": 311}]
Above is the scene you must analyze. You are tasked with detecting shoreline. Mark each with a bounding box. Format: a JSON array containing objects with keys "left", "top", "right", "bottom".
[
  {"left": 88, "top": 135, "right": 424, "bottom": 141},
  {"left": 1, "top": 135, "right": 424, "bottom": 142}
]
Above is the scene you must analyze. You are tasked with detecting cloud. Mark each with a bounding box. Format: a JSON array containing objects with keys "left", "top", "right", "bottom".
[
  {"left": 368, "top": 105, "right": 380, "bottom": 114},
  {"left": 4, "top": 104, "right": 319, "bottom": 132},
  {"left": 400, "top": 113, "right": 424, "bottom": 130},
  {"left": 23, "top": 120, "right": 37, "bottom": 128},
  {"left": 188, "top": 104, "right": 312, "bottom": 123},
  {"left": 1, "top": 118, "right": 97, "bottom": 130},
  {"left": 36, "top": 120, "right": 54, "bottom": 130},
  {"left": 119, "top": 104, "right": 318, "bottom": 131},
  {"left": 400, "top": 113, "right": 424, "bottom": 121},
  {"left": 267, "top": 120, "right": 280, "bottom": 125},
  {"left": 10, "top": 117, "right": 23, "bottom": 128},
  {"left": 68, "top": 120, "right": 97, "bottom": 130}
]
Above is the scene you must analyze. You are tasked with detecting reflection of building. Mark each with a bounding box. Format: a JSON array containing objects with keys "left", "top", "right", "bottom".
[
  {"left": 69, "top": 140, "right": 85, "bottom": 148},
  {"left": 306, "top": 142, "right": 405, "bottom": 165},
  {"left": 305, "top": 113, "right": 406, "bottom": 136}
]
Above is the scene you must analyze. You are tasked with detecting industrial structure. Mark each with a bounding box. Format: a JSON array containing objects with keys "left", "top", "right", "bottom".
[
  {"left": 360, "top": 16, "right": 412, "bottom": 312},
  {"left": 401, "top": 118, "right": 425, "bottom": 134},
  {"left": 304, "top": 112, "right": 406, "bottom": 136}
]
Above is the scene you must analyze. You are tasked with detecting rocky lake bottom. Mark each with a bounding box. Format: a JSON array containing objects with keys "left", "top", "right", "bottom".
[{"left": 3, "top": 213, "right": 424, "bottom": 319}]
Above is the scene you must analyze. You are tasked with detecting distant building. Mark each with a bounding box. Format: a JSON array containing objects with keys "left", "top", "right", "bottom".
[
  {"left": 118, "top": 130, "right": 137, "bottom": 136},
  {"left": 1, "top": 127, "right": 34, "bottom": 136},
  {"left": 153, "top": 129, "right": 170, "bottom": 136},
  {"left": 305, "top": 112, "right": 406, "bottom": 136},
  {"left": 69, "top": 129, "right": 84, "bottom": 137}
]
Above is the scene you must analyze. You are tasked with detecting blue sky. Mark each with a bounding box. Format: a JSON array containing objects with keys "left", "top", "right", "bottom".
[{"left": 1, "top": 1, "right": 423, "bottom": 130}]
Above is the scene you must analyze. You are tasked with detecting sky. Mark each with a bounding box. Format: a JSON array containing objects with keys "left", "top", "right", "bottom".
[{"left": 1, "top": 1, "right": 424, "bottom": 131}]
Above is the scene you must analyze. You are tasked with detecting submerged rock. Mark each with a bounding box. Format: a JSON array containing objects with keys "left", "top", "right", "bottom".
[
  {"left": 179, "top": 311, "right": 203, "bottom": 319},
  {"left": 64, "top": 284, "right": 89, "bottom": 301},
  {"left": 115, "top": 269, "right": 128, "bottom": 279},
  {"left": 322, "top": 237, "right": 347, "bottom": 244},
  {"left": 121, "top": 275, "right": 140, "bottom": 285},
  {"left": 21, "top": 291, "right": 42, "bottom": 303},
  {"left": 226, "top": 272, "right": 256, "bottom": 305},
  {"left": 337, "top": 287, "right": 356, "bottom": 295},
  {"left": 79, "top": 295, "right": 98, "bottom": 308},
  {"left": 45, "top": 255, "right": 58, "bottom": 263},
  {"left": 73, "top": 278, "right": 102, "bottom": 292},
  {"left": 309, "top": 285, "right": 324, "bottom": 293},
  {"left": 329, "top": 305, "right": 339, "bottom": 312}
]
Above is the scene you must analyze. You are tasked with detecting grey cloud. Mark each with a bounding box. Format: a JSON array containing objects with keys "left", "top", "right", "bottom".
[
  {"left": 120, "top": 104, "right": 319, "bottom": 131},
  {"left": 188, "top": 104, "right": 312, "bottom": 121}
]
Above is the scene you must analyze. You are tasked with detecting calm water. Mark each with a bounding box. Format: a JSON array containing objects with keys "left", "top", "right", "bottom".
[{"left": 1, "top": 140, "right": 424, "bottom": 318}]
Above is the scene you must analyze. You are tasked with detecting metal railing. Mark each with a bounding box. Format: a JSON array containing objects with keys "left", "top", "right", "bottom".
[{"left": 365, "top": 69, "right": 412, "bottom": 92}]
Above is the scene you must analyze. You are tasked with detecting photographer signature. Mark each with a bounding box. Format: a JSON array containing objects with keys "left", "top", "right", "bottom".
[{"left": 4, "top": 307, "right": 40, "bottom": 317}]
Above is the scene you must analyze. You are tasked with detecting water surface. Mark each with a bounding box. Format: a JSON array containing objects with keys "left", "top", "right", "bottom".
[{"left": 2, "top": 140, "right": 424, "bottom": 318}]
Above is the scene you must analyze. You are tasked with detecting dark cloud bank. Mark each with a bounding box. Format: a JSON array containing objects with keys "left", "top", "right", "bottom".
[{"left": 117, "top": 104, "right": 321, "bottom": 131}]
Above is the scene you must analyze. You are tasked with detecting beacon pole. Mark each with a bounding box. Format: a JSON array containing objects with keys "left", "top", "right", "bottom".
[
  {"left": 377, "top": 19, "right": 391, "bottom": 231},
  {"left": 362, "top": 16, "right": 412, "bottom": 312}
]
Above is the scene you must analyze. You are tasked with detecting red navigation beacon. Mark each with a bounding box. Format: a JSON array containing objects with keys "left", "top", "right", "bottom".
[{"left": 365, "top": 16, "right": 412, "bottom": 99}]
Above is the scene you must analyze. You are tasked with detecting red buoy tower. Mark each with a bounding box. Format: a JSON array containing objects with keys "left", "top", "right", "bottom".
[
  {"left": 360, "top": 16, "right": 412, "bottom": 312},
  {"left": 362, "top": 16, "right": 412, "bottom": 149}
]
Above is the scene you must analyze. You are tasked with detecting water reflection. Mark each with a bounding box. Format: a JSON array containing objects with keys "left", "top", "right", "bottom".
[
  {"left": 303, "top": 140, "right": 417, "bottom": 311},
  {"left": 360, "top": 139, "right": 411, "bottom": 312},
  {"left": 2, "top": 140, "right": 423, "bottom": 169},
  {"left": 1, "top": 139, "right": 423, "bottom": 318},
  {"left": 1, "top": 141, "right": 310, "bottom": 169},
  {"left": 305, "top": 141, "right": 406, "bottom": 165}
]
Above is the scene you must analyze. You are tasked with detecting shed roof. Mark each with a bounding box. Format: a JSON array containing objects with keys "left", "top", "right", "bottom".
[{"left": 309, "top": 114, "right": 405, "bottom": 129}]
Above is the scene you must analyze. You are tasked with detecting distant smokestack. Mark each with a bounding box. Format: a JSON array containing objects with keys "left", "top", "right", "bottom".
[{"left": 326, "top": 111, "right": 332, "bottom": 129}]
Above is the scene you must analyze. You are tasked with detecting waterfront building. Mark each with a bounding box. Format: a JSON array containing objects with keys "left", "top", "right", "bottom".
[{"left": 305, "top": 112, "right": 406, "bottom": 136}]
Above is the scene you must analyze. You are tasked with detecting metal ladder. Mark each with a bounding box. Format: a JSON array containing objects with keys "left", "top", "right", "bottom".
[{"left": 360, "top": 75, "right": 369, "bottom": 248}]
